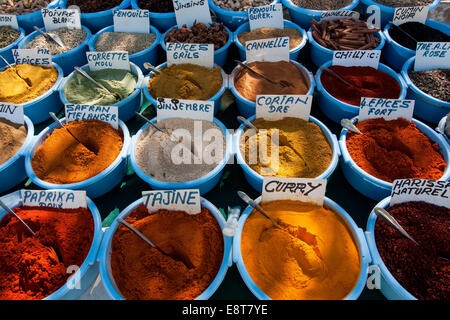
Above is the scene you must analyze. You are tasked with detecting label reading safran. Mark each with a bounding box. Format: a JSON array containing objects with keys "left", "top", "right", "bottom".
[
  {"left": 390, "top": 179, "right": 450, "bottom": 209},
  {"left": 65, "top": 104, "right": 119, "bottom": 129},
  {"left": 0, "top": 103, "right": 24, "bottom": 125},
  {"left": 142, "top": 189, "right": 201, "bottom": 215},
  {"left": 86, "top": 51, "right": 130, "bottom": 71},
  {"left": 20, "top": 189, "right": 88, "bottom": 209}
]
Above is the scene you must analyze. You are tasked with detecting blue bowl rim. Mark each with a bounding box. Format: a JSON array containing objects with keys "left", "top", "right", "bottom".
[
  {"left": 209, "top": 0, "right": 280, "bottom": 16},
  {"left": 360, "top": 0, "right": 440, "bottom": 13},
  {"left": 0, "top": 27, "right": 25, "bottom": 53},
  {"left": 59, "top": 0, "right": 131, "bottom": 16},
  {"left": 282, "top": 0, "right": 359, "bottom": 13},
  {"left": 130, "top": 0, "right": 176, "bottom": 17}
]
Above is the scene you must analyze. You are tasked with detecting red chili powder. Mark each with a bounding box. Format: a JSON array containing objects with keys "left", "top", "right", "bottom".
[
  {"left": 0, "top": 206, "right": 94, "bottom": 300},
  {"left": 346, "top": 118, "right": 446, "bottom": 182},
  {"left": 321, "top": 65, "right": 401, "bottom": 106},
  {"left": 375, "top": 201, "right": 449, "bottom": 300}
]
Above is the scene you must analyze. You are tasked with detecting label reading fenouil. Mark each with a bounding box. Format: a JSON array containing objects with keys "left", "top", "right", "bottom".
[
  {"left": 359, "top": 98, "right": 415, "bottom": 122},
  {"left": 414, "top": 42, "right": 450, "bottom": 71},
  {"left": 113, "top": 9, "right": 150, "bottom": 33},
  {"left": 12, "top": 48, "right": 52, "bottom": 66},
  {"left": 245, "top": 37, "right": 290, "bottom": 62},
  {"left": 65, "top": 105, "right": 119, "bottom": 129},
  {"left": 393, "top": 6, "right": 429, "bottom": 25},
  {"left": 166, "top": 43, "right": 214, "bottom": 68},
  {"left": 42, "top": 8, "right": 81, "bottom": 31},
  {"left": 20, "top": 189, "right": 87, "bottom": 209},
  {"left": 156, "top": 98, "right": 214, "bottom": 122},
  {"left": 390, "top": 179, "right": 450, "bottom": 209},
  {"left": 0, "top": 103, "right": 24, "bottom": 124},
  {"left": 262, "top": 177, "right": 327, "bottom": 206},
  {"left": 0, "top": 14, "right": 19, "bottom": 29},
  {"left": 248, "top": 4, "right": 283, "bottom": 30},
  {"left": 86, "top": 51, "right": 130, "bottom": 71},
  {"left": 321, "top": 10, "right": 360, "bottom": 21},
  {"left": 173, "top": 0, "right": 212, "bottom": 28},
  {"left": 255, "top": 95, "right": 312, "bottom": 121},
  {"left": 142, "top": 189, "right": 201, "bottom": 214},
  {"left": 332, "top": 50, "right": 381, "bottom": 68}
]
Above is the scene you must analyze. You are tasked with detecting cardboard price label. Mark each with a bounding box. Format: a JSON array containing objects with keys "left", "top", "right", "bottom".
[
  {"left": 390, "top": 179, "right": 450, "bottom": 209},
  {"left": 156, "top": 98, "right": 214, "bottom": 122},
  {"left": 142, "top": 189, "right": 201, "bottom": 215},
  {"left": 393, "top": 6, "right": 429, "bottom": 25},
  {"left": 359, "top": 98, "right": 415, "bottom": 122},
  {"left": 414, "top": 42, "right": 450, "bottom": 71},
  {"left": 248, "top": 4, "right": 283, "bottom": 30},
  {"left": 113, "top": 9, "right": 150, "bottom": 33},
  {"left": 173, "top": 0, "right": 212, "bottom": 28},
  {"left": 86, "top": 51, "right": 130, "bottom": 71},
  {"left": 332, "top": 50, "right": 381, "bottom": 68},
  {"left": 0, "top": 103, "right": 24, "bottom": 125},
  {"left": 42, "top": 8, "right": 81, "bottom": 31},
  {"left": 20, "top": 189, "right": 87, "bottom": 209},
  {"left": 12, "top": 48, "right": 52, "bottom": 66},
  {"left": 245, "top": 37, "right": 290, "bottom": 62},
  {"left": 321, "top": 10, "right": 360, "bottom": 21},
  {"left": 0, "top": 14, "right": 19, "bottom": 29},
  {"left": 166, "top": 42, "right": 214, "bottom": 68},
  {"left": 255, "top": 95, "right": 312, "bottom": 121},
  {"left": 65, "top": 105, "right": 119, "bottom": 130}
]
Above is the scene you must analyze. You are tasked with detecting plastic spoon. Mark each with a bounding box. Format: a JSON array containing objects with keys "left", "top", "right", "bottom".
[
  {"left": 0, "top": 55, "right": 32, "bottom": 87},
  {"left": 320, "top": 66, "right": 357, "bottom": 88},
  {"left": 33, "top": 26, "right": 65, "bottom": 49},
  {"left": 237, "top": 116, "right": 259, "bottom": 132},
  {"left": 237, "top": 191, "right": 282, "bottom": 229},
  {"left": 143, "top": 62, "right": 160, "bottom": 74},
  {"left": 235, "top": 60, "right": 290, "bottom": 88},
  {"left": 73, "top": 67, "right": 121, "bottom": 100},
  {"left": 341, "top": 118, "right": 363, "bottom": 135}
]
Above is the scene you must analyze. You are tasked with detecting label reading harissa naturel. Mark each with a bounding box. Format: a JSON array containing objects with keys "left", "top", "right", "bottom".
[
  {"left": 42, "top": 8, "right": 81, "bottom": 31},
  {"left": 414, "top": 42, "right": 450, "bottom": 71},
  {"left": 248, "top": 4, "right": 283, "bottom": 30},
  {"left": 166, "top": 42, "right": 214, "bottom": 68},
  {"left": 12, "top": 48, "right": 52, "bottom": 66},
  {"left": 256, "top": 95, "right": 312, "bottom": 121},
  {"left": 142, "top": 189, "right": 201, "bottom": 215},
  {"left": 156, "top": 98, "right": 214, "bottom": 122},
  {"left": 393, "top": 6, "right": 429, "bottom": 25},
  {"left": 113, "top": 9, "right": 150, "bottom": 33},
  {"left": 86, "top": 51, "right": 130, "bottom": 71},
  {"left": 245, "top": 36, "right": 290, "bottom": 62},
  {"left": 65, "top": 105, "right": 119, "bottom": 130},
  {"left": 0, "top": 14, "right": 19, "bottom": 29},
  {"left": 390, "top": 179, "right": 450, "bottom": 209},
  {"left": 20, "top": 189, "right": 87, "bottom": 209},
  {"left": 359, "top": 98, "right": 415, "bottom": 122},
  {"left": 0, "top": 103, "right": 24, "bottom": 125},
  {"left": 173, "top": 0, "right": 212, "bottom": 28},
  {"left": 332, "top": 50, "right": 381, "bottom": 68},
  {"left": 321, "top": 10, "right": 360, "bottom": 21}
]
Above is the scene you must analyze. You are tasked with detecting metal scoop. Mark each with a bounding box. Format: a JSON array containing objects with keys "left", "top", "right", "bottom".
[
  {"left": 143, "top": 62, "right": 160, "bottom": 74},
  {"left": 0, "top": 55, "right": 32, "bottom": 87},
  {"left": 237, "top": 191, "right": 282, "bottom": 229},
  {"left": 135, "top": 112, "right": 165, "bottom": 133},
  {"left": 320, "top": 66, "right": 357, "bottom": 88},
  {"left": 235, "top": 60, "right": 290, "bottom": 88},
  {"left": 33, "top": 26, "right": 65, "bottom": 49},
  {"left": 74, "top": 67, "right": 121, "bottom": 100},
  {"left": 341, "top": 118, "right": 363, "bottom": 135}
]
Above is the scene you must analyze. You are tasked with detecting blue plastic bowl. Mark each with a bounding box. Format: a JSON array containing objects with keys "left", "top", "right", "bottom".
[
  {"left": 282, "top": 0, "right": 359, "bottom": 29},
  {"left": 229, "top": 60, "right": 315, "bottom": 118},
  {"left": 233, "top": 196, "right": 371, "bottom": 300},
  {"left": 59, "top": 62, "right": 144, "bottom": 122},
  {"left": 401, "top": 57, "right": 450, "bottom": 123},
  {"left": 59, "top": 0, "right": 131, "bottom": 33},
  {"left": 339, "top": 116, "right": 450, "bottom": 201},
  {"left": 18, "top": 25, "right": 92, "bottom": 76},
  {"left": 15, "top": 0, "right": 59, "bottom": 33},
  {"left": 437, "top": 115, "right": 450, "bottom": 146},
  {"left": 0, "top": 116, "right": 34, "bottom": 193},
  {"left": 98, "top": 196, "right": 232, "bottom": 300},
  {"left": 0, "top": 191, "right": 103, "bottom": 300},
  {"left": 0, "top": 27, "right": 25, "bottom": 68},
  {"left": 143, "top": 62, "right": 227, "bottom": 115},
  {"left": 383, "top": 19, "right": 449, "bottom": 71},
  {"left": 234, "top": 115, "right": 340, "bottom": 192},
  {"left": 160, "top": 23, "right": 232, "bottom": 68},
  {"left": 88, "top": 25, "right": 160, "bottom": 72},
  {"left": 24, "top": 118, "right": 131, "bottom": 199},
  {"left": 315, "top": 61, "right": 407, "bottom": 123},
  {"left": 130, "top": 0, "right": 176, "bottom": 32},
  {"left": 234, "top": 20, "right": 307, "bottom": 62}
]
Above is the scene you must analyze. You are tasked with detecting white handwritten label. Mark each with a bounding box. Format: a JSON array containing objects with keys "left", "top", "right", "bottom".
[
  {"left": 42, "top": 9, "right": 81, "bottom": 31},
  {"left": 0, "top": 103, "right": 24, "bottom": 124},
  {"left": 86, "top": 51, "right": 130, "bottom": 71},
  {"left": 166, "top": 42, "right": 214, "bottom": 68},
  {"left": 142, "top": 189, "right": 201, "bottom": 214},
  {"left": 113, "top": 9, "right": 150, "bottom": 33},
  {"left": 414, "top": 42, "right": 450, "bottom": 71},
  {"left": 256, "top": 95, "right": 312, "bottom": 121},
  {"left": 248, "top": 4, "right": 283, "bottom": 30},
  {"left": 359, "top": 98, "right": 414, "bottom": 122},
  {"left": 262, "top": 177, "right": 327, "bottom": 206},
  {"left": 321, "top": 10, "right": 360, "bottom": 21},
  {"left": 20, "top": 189, "right": 87, "bottom": 209},
  {"left": 65, "top": 105, "right": 119, "bottom": 130},
  {"left": 173, "top": 0, "right": 212, "bottom": 28},
  {"left": 156, "top": 98, "right": 214, "bottom": 122},
  {"left": 12, "top": 48, "right": 52, "bottom": 66},
  {"left": 332, "top": 50, "right": 381, "bottom": 68},
  {"left": 0, "top": 14, "right": 19, "bottom": 29},
  {"left": 245, "top": 37, "right": 290, "bottom": 62},
  {"left": 393, "top": 6, "right": 429, "bottom": 25},
  {"left": 390, "top": 179, "right": 450, "bottom": 209}
]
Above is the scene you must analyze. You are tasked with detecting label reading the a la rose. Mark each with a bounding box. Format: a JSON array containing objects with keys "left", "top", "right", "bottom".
[
  {"left": 390, "top": 179, "right": 450, "bottom": 209},
  {"left": 65, "top": 105, "right": 119, "bottom": 129},
  {"left": 0, "top": 14, "right": 19, "bottom": 29},
  {"left": 20, "top": 189, "right": 87, "bottom": 209},
  {"left": 142, "top": 189, "right": 201, "bottom": 214},
  {"left": 12, "top": 48, "right": 52, "bottom": 66},
  {"left": 0, "top": 103, "right": 24, "bottom": 124},
  {"left": 359, "top": 98, "right": 415, "bottom": 122},
  {"left": 113, "top": 9, "right": 150, "bottom": 33},
  {"left": 332, "top": 50, "right": 381, "bottom": 68},
  {"left": 245, "top": 37, "right": 289, "bottom": 62},
  {"left": 414, "top": 42, "right": 450, "bottom": 71},
  {"left": 256, "top": 95, "right": 312, "bottom": 121},
  {"left": 393, "top": 6, "right": 429, "bottom": 25},
  {"left": 321, "top": 10, "right": 360, "bottom": 21},
  {"left": 42, "top": 8, "right": 81, "bottom": 31},
  {"left": 86, "top": 51, "right": 130, "bottom": 71},
  {"left": 173, "top": 0, "right": 212, "bottom": 28},
  {"left": 262, "top": 177, "right": 326, "bottom": 206},
  {"left": 156, "top": 98, "right": 214, "bottom": 122},
  {"left": 248, "top": 4, "right": 283, "bottom": 30},
  {"left": 166, "top": 43, "right": 214, "bottom": 68}
]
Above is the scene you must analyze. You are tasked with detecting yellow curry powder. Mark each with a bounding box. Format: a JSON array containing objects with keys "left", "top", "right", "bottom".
[
  {"left": 0, "top": 64, "right": 58, "bottom": 104},
  {"left": 242, "top": 200, "right": 360, "bottom": 300}
]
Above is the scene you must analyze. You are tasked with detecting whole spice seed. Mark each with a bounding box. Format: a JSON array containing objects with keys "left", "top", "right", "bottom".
[
  {"left": 292, "top": 0, "right": 353, "bottom": 10},
  {"left": 0, "top": 26, "right": 20, "bottom": 48},
  {"left": 24, "top": 27, "right": 87, "bottom": 55},
  {"left": 407, "top": 69, "right": 450, "bottom": 103},
  {"left": 0, "top": 0, "right": 50, "bottom": 15},
  {"left": 95, "top": 32, "right": 157, "bottom": 55},
  {"left": 373, "top": 0, "right": 433, "bottom": 7},
  {"left": 238, "top": 27, "right": 303, "bottom": 49},
  {"left": 165, "top": 22, "right": 228, "bottom": 50},
  {"left": 66, "top": 0, "right": 123, "bottom": 13},
  {"left": 389, "top": 22, "right": 450, "bottom": 51},
  {"left": 137, "top": 0, "right": 173, "bottom": 13},
  {"left": 212, "top": 0, "right": 272, "bottom": 11}
]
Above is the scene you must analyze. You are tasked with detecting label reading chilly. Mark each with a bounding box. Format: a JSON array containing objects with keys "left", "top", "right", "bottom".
[
  {"left": 414, "top": 42, "right": 450, "bottom": 71},
  {"left": 42, "top": 8, "right": 81, "bottom": 31},
  {"left": 321, "top": 10, "right": 360, "bottom": 21},
  {"left": 156, "top": 98, "right": 214, "bottom": 122},
  {"left": 262, "top": 177, "right": 327, "bottom": 206},
  {"left": 12, "top": 48, "right": 52, "bottom": 66},
  {"left": 20, "top": 189, "right": 87, "bottom": 209},
  {"left": 0, "top": 14, "right": 19, "bottom": 29},
  {"left": 390, "top": 179, "right": 450, "bottom": 209},
  {"left": 359, "top": 98, "right": 414, "bottom": 122},
  {"left": 65, "top": 105, "right": 119, "bottom": 129},
  {"left": 113, "top": 9, "right": 150, "bottom": 33},
  {"left": 86, "top": 51, "right": 130, "bottom": 71},
  {"left": 142, "top": 189, "right": 201, "bottom": 215},
  {"left": 248, "top": 4, "right": 283, "bottom": 30},
  {"left": 245, "top": 37, "right": 289, "bottom": 62},
  {"left": 332, "top": 50, "right": 381, "bottom": 68},
  {"left": 0, "top": 103, "right": 24, "bottom": 124},
  {"left": 256, "top": 95, "right": 312, "bottom": 121},
  {"left": 173, "top": 0, "right": 212, "bottom": 28},
  {"left": 393, "top": 6, "right": 429, "bottom": 25},
  {"left": 166, "top": 43, "right": 214, "bottom": 68}
]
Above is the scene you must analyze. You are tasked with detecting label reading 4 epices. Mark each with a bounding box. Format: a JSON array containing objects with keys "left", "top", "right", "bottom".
[
  {"left": 12, "top": 48, "right": 52, "bottom": 66},
  {"left": 359, "top": 98, "right": 415, "bottom": 122}
]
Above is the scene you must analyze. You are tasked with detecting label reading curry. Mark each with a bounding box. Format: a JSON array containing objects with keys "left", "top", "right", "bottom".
[
  {"left": 0, "top": 14, "right": 19, "bottom": 29},
  {"left": 86, "top": 51, "right": 130, "bottom": 71},
  {"left": 65, "top": 104, "right": 119, "bottom": 129},
  {"left": 256, "top": 94, "right": 312, "bottom": 121},
  {"left": 166, "top": 42, "right": 214, "bottom": 68},
  {"left": 0, "top": 103, "right": 24, "bottom": 125},
  {"left": 393, "top": 6, "right": 429, "bottom": 25},
  {"left": 359, "top": 98, "right": 415, "bottom": 122},
  {"left": 42, "top": 8, "right": 81, "bottom": 31},
  {"left": 390, "top": 179, "right": 450, "bottom": 209},
  {"left": 156, "top": 98, "right": 214, "bottom": 122},
  {"left": 245, "top": 37, "right": 290, "bottom": 62},
  {"left": 248, "top": 3, "right": 283, "bottom": 30},
  {"left": 113, "top": 9, "right": 150, "bottom": 33},
  {"left": 173, "top": 0, "right": 212, "bottom": 28},
  {"left": 332, "top": 50, "right": 381, "bottom": 68},
  {"left": 20, "top": 189, "right": 87, "bottom": 209},
  {"left": 12, "top": 48, "right": 52, "bottom": 66},
  {"left": 142, "top": 189, "right": 201, "bottom": 215}
]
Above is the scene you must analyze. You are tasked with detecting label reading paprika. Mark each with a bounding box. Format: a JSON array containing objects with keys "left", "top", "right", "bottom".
[
  {"left": 255, "top": 94, "right": 312, "bottom": 121},
  {"left": 42, "top": 8, "right": 81, "bottom": 31},
  {"left": 248, "top": 4, "right": 283, "bottom": 30},
  {"left": 414, "top": 42, "right": 450, "bottom": 71},
  {"left": 166, "top": 42, "right": 214, "bottom": 68},
  {"left": 332, "top": 50, "right": 381, "bottom": 68},
  {"left": 0, "top": 14, "right": 19, "bottom": 29},
  {"left": 359, "top": 98, "right": 415, "bottom": 122},
  {"left": 12, "top": 48, "right": 52, "bottom": 66},
  {"left": 0, "top": 103, "right": 24, "bottom": 124},
  {"left": 142, "top": 189, "right": 201, "bottom": 215},
  {"left": 20, "top": 189, "right": 88, "bottom": 209},
  {"left": 173, "top": 0, "right": 212, "bottom": 28},
  {"left": 86, "top": 51, "right": 130, "bottom": 71},
  {"left": 156, "top": 98, "right": 214, "bottom": 122},
  {"left": 65, "top": 104, "right": 119, "bottom": 129},
  {"left": 390, "top": 179, "right": 450, "bottom": 209},
  {"left": 245, "top": 37, "right": 290, "bottom": 62},
  {"left": 320, "top": 10, "right": 360, "bottom": 21},
  {"left": 392, "top": 6, "right": 429, "bottom": 25},
  {"left": 262, "top": 177, "right": 326, "bottom": 206},
  {"left": 113, "top": 9, "right": 150, "bottom": 33}
]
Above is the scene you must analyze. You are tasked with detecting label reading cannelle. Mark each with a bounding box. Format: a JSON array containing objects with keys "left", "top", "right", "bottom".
[
  {"left": 248, "top": 4, "right": 283, "bottom": 30},
  {"left": 414, "top": 42, "right": 450, "bottom": 71},
  {"left": 390, "top": 179, "right": 450, "bottom": 209},
  {"left": 0, "top": 14, "right": 19, "bottom": 29},
  {"left": 20, "top": 189, "right": 87, "bottom": 209},
  {"left": 173, "top": 0, "right": 212, "bottom": 28},
  {"left": 0, "top": 103, "right": 24, "bottom": 125},
  {"left": 156, "top": 98, "right": 214, "bottom": 122},
  {"left": 86, "top": 51, "right": 130, "bottom": 71},
  {"left": 12, "top": 48, "right": 52, "bottom": 66},
  {"left": 166, "top": 42, "right": 214, "bottom": 68},
  {"left": 332, "top": 50, "right": 381, "bottom": 68},
  {"left": 393, "top": 6, "right": 429, "bottom": 25},
  {"left": 42, "top": 8, "right": 81, "bottom": 31},
  {"left": 245, "top": 37, "right": 290, "bottom": 62},
  {"left": 142, "top": 189, "right": 201, "bottom": 214},
  {"left": 359, "top": 98, "right": 415, "bottom": 122},
  {"left": 113, "top": 9, "right": 150, "bottom": 33},
  {"left": 256, "top": 95, "right": 312, "bottom": 121},
  {"left": 65, "top": 105, "right": 119, "bottom": 130},
  {"left": 321, "top": 10, "right": 360, "bottom": 21}
]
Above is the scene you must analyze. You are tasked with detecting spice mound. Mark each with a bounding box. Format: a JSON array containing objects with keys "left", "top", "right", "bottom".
[
  {"left": 374, "top": 0, "right": 433, "bottom": 7},
  {"left": 136, "top": 118, "right": 226, "bottom": 183},
  {"left": 320, "top": 65, "right": 401, "bottom": 106},
  {"left": 64, "top": 69, "right": 137, "bottom": 105},
  {"left": 25, "top": 27, "right": 87, "bottom": 55},
  {"left": 242, "top": 200, "right": 360, "bottom": 300},
  {"left": 0, "top": 118, "right": 27, "bottom": 166},
  {"left": 31, "top": 119, "right": 123, "bottom": 184},
  {"left": 388, "top": 22, "right": 450, "bottom": 51},
  {"left": 408, "top": 69, "right": 450, "bottom": 103},
  {"left": 213, "top": 0, "right": 272, "bottom": 11},
  {"left": 346, "top": 118, "right": 446, "bottom": 182},
  {"left": 0, "top": 64, "right": 58, "bottom": 104},
  {"left": 138, "top": 0, "right": 174, "bottom": 12},
  {"left": 240, "top": 118, "right": 332, "bottom": 178},
  {"left": 292, "top": 0, "right": 353, "bottom": 10},
  {"left": 238, "top": 27, "right": 303, "bottom": 50},
  {"left": 111, "top": 205, "right": 224, "bottom": 300},
  {"left": 0, "top": 205, "right": 94, "bottom": 300},
  {"left": 375, "top": 201, "right": 449, "bottom": 300},
  {"left": 0, "top": 0, "right": 50, "bottom": 15},
  {"left": 234, "top": 61, "right": 309, "bottom": 102},
  {"left": 94, "top": 32, "right": 157, "bottom": 54},
  {"left": 165, "top": 22, "right": 229, "bottom": 50},
  {"left": 66, "top": 0, "right": 123, "bottom": 13},
  {"left": 0, "top": 26, "right": 20, "bottom": 48},
  {"left": 148, "top": 64, "right": 223, "bottom": 101}
]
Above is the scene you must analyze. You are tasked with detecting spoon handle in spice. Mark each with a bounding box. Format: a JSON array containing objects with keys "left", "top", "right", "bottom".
[
  {"left": 135, "top": 112, "right": 166, "bottom": 133},
  {"left": 374, "top": 207, "right": 418, "bottom": 245},
  {"left": 235, "top": 60, "right": 278, "bottom": 85},
  {"left": 73, "top": 67, "right": 117, "bottom": 98},
  {"left": 33, "top": 25, "right": 65, "bottom": 49},
  {"left": 0, "top": 199, "right": 36, "bottom": 237},
  {"left": 341, "top": 119, "right": 363, "bottom": 135},
  {"left": 237, "top": 191, "right": 282, "bottom": 229},
  {"left": 320, "top": 66, "right": 356, "bottom": 88}
]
